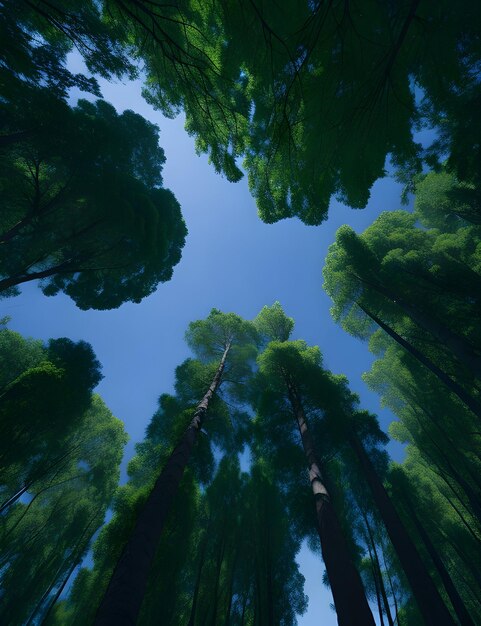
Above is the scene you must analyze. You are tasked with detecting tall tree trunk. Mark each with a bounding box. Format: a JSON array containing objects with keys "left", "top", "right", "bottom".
[
  {"left": 240, "top": 592, "right": 248, "bottom": 626},
  {"left": 383, "top": 556, "right": 401, "bottom": 626},
  {"left": 357, "top": 276, "right": 481, "bottom": 377},
  {"left": 348, "top": 432, "right": 456, "bottom": 626},
  {"left": 361, "top": 511, "right": 394, "bottom": 626},
  {"left": 223, "top": 547, "right": 239, "bottom": 626},
  {"left": 187, "top": 526, "right": 210, "bottom": 626},
  {"left": 403, "top": 496, "right": 476, "bottom": 626},
  {"left": 365, "top": 541, "right": 385, "bottom": 626},
  {"left": 94, "top": 343, "right": 231, "bottom": 626},
  {"left": 358, "top": 303, "right": 481, "bottom": 421},
  {"left": 284, "top": 375, "right": 375, "bottom": 626},
  {"left": 209, "top": 531, "right": 227, "bottom": 625},
  {"left": 37, "top": 514, "right": 99, "bottom": 625}
]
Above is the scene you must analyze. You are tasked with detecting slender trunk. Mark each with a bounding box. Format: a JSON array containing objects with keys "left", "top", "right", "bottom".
[
  {"left": 0, "top": 483, "right": 29, "bottom": 514},
  {"left": 362, "top": 512, "right": 394, "bottom": 626},
  {"left": 359, "top": 303, "right": 481, "bottom": 420},
  {"left": 209, "top": 532, "right": 227, "bottom": 625},
  {"left": 94, "top": 343, "right": 231, "bottom": 626},
  {"left": 33, "top": 514, "right": 99, "bottom": 625},
  {"left": 384, "top": 561, "right": 401, "bottom": 626},
  {"left": 0, "top": 215, "right": 36, "bottom": 245},
  {"left": 284, "top": 375, "right": 375, "bottom": 626},
  {"left": 223, "top": 548, "right": 238, "bottom": 626},
  {"left": 187, "top": 526, "right": 210, "bottom": 626},
  {"left": 266, "top": 530, "right": 275, "bottom": 626},
  {"left": 403, "top": 498, "right": 476, "bottom": 626},
  {"left": 240, "top": 591, "right": 248, "bottom": 626},
  {"left": 349, "top": 432, "right": 456, "bottom": 626},
  {"left": 357, "top": 277, "right": 481, "bottom": 377},
  {"left": 0, "top": 447, "right": 78, "bottom": 515},
  {"left": 365, "top": 538, "right": 385, "bottom": 626}
]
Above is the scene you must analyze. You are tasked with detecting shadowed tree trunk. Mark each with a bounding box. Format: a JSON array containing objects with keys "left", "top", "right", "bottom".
[
  {"left": 34, "top": 514, "right": 99, "bottom": 625},
  {"left": 356, "top": 276, "right": 481, "bottom": 378},
  {"left": 348, "top": 432, "right": 456, "bottom": 626},
  {"left": 365, "top": 539, "right": 385, "bottom": 626},
  {"left": 187, "top": 523, "right": 211, "bottom": 626},
  {"left": 94, "top": 342, "right": 231, "bottom": 626},
  {"left": 283, "top": 373, "right": 375, "bottom": 626},
  {"left": 361, "top": 511, "right": 394, "bottom": 626},
  {"left": 402, "top": 494, "right": 476, "bottom": 626},
  {"left": 358, "top": 303, "right": 481, "bottom": 421},
  {"left": 209, "top": 530, "right": 227, "bottom": 625}
]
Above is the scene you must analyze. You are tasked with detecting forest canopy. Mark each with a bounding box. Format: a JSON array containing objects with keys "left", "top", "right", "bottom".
[{"left": 1, "top": 2, "right": 480, "bottom": 625}]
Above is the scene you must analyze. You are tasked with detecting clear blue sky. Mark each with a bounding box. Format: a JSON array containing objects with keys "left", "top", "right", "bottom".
[{"left": 2, "top": 54, "right": 409, "bottom": 625}]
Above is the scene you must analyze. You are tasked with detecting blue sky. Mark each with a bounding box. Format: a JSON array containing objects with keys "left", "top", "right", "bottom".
[{"left": 3, "top": 56, "right": 408, "bottom": 624}]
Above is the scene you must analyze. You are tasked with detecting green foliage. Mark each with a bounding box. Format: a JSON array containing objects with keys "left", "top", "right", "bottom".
[
  {"left": 0, "top": 324, "right": 127, "bottom": 625},
  {"left": 0, "top": 96, "right": 187, "bottom": 309},
  {"left": 323, "top": 181, "right": 481, "bottom": 392},
  {"left": 254, "top": 301, "right": 295, "bottom": 343},
  {"left": 101, "top": 0, "right": 481, "bottom": 224},
  {"left": 0, "top": 3, "right": 187, "bottom": 309}
]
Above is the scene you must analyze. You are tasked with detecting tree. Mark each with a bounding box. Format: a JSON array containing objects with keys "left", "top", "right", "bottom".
[
  {"left": 323, "top": 203, "right": 481, "bottom": 411},
  {"left": 254, "top": 305, "right": 375, "bottom": 625},
  {"left": 9, "top": 1, "right": 481, "bottom": 224},
  {"left": 363, "top": 343, "right": 481, "bottom": 528},
  {"left": 108, "top": 0, "right": 481, "bottom": 224},
  {"left": 0, "top": 98, "right": 187, "bottom": 309},
  {"left": 327, "top": 404, "right": 457, "bottom": 626},
  {"left": 0, "top": 328, "right": 103, "bottom": 508},
  {"left": 1, "top": 3, "right": 187, "bottom": 309},
  {"left": 94, "top": 309, "right": 257, "bottom": 625},
  {"left": 0, "top": 324, "right": 127, "bottom": 625},
  {"left": 182, "top": 457, "right": 307, "bottom": 626},
  {"left": 255, "top": 304, "right": 458, "bottom": 625}
]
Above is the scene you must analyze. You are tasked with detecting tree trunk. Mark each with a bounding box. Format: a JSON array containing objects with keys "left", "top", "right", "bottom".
[
  {"left": 403, "top": 497, "right": 476, "bottom": 626},
  {"left": 364, "top": 535, "right": 385, "bottom": 626},
  {"left": 284, "top": 376, "right": 375, "bottom": 626},
  {"left": 37, "top": 514, "right": 99, "bottom": 625},
  {"left": 358, "top": 303, "right": 481, "bottom": 420},
  {"left": 361, "top": 512, "right": 394, "bottom": 626},
  {"left": 349, "top": 432, "right": 456, "bottom": 626},
  {"left": 357, "top": 276, "right": 481, "bottom": 377},
  {"left": 187, "top": 526, "right": 210, "bottom": 626},
  {"left": 209, "top": 531, "right": 227, "bottom": 625},
  {"left": 223, "top": 547, "right": 239, "bottom": 626},
  {"left": 0, "top": 447, "right": 78, "bottom": 515},
  {"left": 94, "top": 343, "right": 231, "bottom": 626}
]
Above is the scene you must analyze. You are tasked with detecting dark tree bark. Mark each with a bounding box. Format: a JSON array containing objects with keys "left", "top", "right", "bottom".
[
  {"left": 403, "top": 496, "right": 476, "bottom": 626},
  {"left": 361, "top": 511, "right": 394, "bottom": 626},
  {"left": 365, "top": 539, "right": 385, "bottom": 626},
  {"left": 209, "top": 531, "right": 227, "bottom": 625},
  {"left": 357, "top": 275, "right": 481, "bottom": 378},
  {"left": 187, "top": 524, "right": 210, "bottom": 626},
  {"left": 283, "top": 375, "right": 375, "bottom": 626},
  {"left": 348, "top": 433, "right": 456, "bottom": 626},
  {"left": 35, "top": 514, "right": 99, "bottom": 625},
  {"left": 94, "top": 343, "right": 231, "bottom": 626},
  {"left": 358, "top": 303, "right": 481, "bottom": 421},
  {"left": 223, "top": 547, "right": 239, "bottom": 626}
]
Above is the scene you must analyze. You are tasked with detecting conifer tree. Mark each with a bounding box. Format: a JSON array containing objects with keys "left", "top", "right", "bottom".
[{"left": 95, "top": 309, "right": 257, "bottom": 625}]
